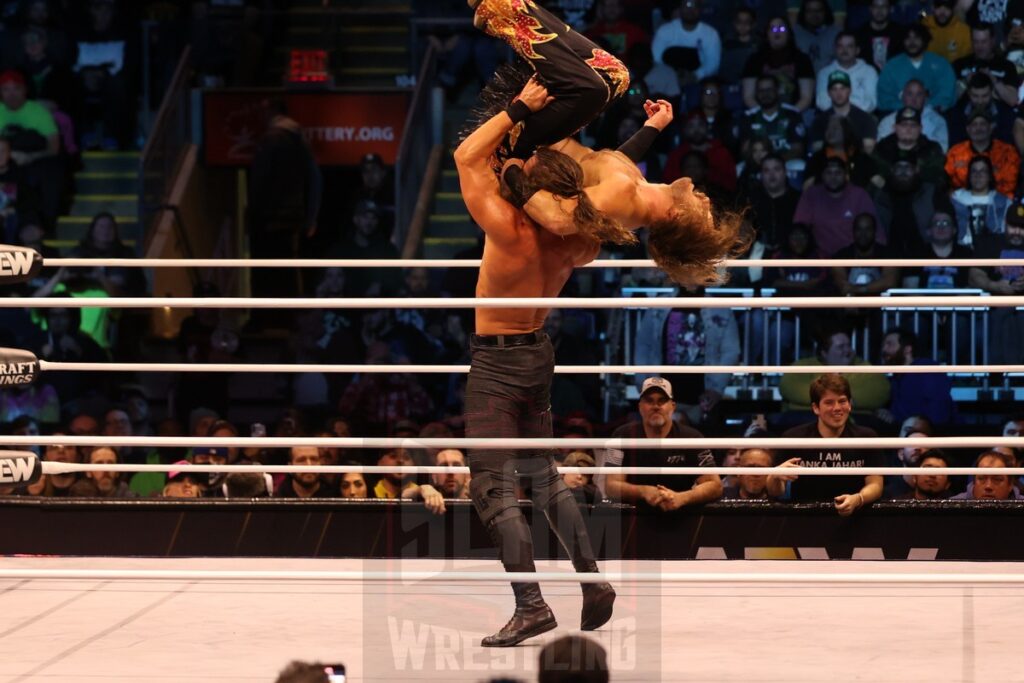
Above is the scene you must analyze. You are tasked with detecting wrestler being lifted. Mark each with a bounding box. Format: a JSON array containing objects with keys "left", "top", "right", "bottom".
[{"left": 467, "top": 0, "right": 750, "bottom": 285}]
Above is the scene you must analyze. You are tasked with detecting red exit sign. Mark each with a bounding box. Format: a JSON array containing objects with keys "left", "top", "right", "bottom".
[{"left": 288, "top": 49, "right": 328, "bottom": 83}]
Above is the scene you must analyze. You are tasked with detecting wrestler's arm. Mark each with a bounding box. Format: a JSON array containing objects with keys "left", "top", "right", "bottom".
[
  {"left": 518, "top": 99, "right": 670, "bottom": 236},
  {"left": 454, "top": 112, "right": 522, "bottom": 237},
  {"left": 454, "top": 79, "right": 552, "bottom": 236}
]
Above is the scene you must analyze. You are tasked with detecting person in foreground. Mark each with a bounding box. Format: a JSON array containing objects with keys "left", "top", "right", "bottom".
[{"left": 454, "top": 77, "right": 615, "bottom": 648}]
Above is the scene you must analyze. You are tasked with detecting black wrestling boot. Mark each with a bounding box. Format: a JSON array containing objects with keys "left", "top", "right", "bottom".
[
  {"left": 581, "top": 582, "right": 616, "bottom": 631},
  {"left": 481, "top": 581, "right": 558, "bottom": 647},
  {"left": 543, "top": 490, "right": 616, "bottom": 630},
  {"left": 481, "top": 515, "right": 558, "bottom": 647}
]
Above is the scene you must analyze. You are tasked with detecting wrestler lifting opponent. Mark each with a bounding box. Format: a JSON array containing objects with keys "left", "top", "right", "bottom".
[
  {"left": 469, "top": 0, "right": 750, "bottom": 285},
  {"left": 454, "top": 78, "right": 615, "bottom": 648}
]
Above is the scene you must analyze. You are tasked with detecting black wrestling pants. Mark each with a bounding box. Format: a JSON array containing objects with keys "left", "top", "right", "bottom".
[
  {"left": 473, "top": 0, "right": 630, "bottom": 159},
  {"left": 465, "top": 332, "right": 598, "bottom": 583}
]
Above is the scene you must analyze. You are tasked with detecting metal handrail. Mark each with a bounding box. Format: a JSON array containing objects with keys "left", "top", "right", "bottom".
[
  {"left": 139, "top": 46, "right": 194, "bottom": 256},
  {"left": 394, "top": 42, "right": 440, "bottom": 253}
]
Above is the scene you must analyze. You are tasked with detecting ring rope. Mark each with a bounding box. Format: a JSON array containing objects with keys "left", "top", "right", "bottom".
[
  {"left": 1, "top": 295, "right": 1017, "bottom": 309},
  {"left": 35, "top": 360, "right": 1024, "bottom": 375},
  {"left": 6, "top": 435, "right": 1023, "bottom": 449},
  {"left": 37, "top": 462, "right": 1024, "bottom": 477},
  {"left": 0, "top": 569, "right": 1019, "bottom": 585},
  {"left": 0, "top": 568, "right": 1021, "bottom": 584},
  {"left": 39, "top": 257, "right": 1024, "bottom": 269}
]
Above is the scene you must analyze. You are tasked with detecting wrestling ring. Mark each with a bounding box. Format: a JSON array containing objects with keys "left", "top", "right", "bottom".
[{"left": 1, "top": 252, "right": 1024, "bottom": 682}]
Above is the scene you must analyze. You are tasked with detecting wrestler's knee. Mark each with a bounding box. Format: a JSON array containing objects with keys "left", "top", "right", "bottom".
[
  {"left": 532, "top": 468, "right": 571, "bottom": 512},
  {"left": 469, "top": 470, "right": 519, "bottom": 526}
]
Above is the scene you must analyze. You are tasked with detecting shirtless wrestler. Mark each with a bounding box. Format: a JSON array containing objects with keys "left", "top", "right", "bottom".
[{"left": 454, "top": 77, "right": 616, "bottom": 648}]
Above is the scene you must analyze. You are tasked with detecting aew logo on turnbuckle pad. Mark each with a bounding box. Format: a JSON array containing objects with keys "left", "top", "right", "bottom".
[
  {"left": 0, "top": 452, "right": 42, "bottom": 485},
  {"left": 0, "top": 246, "right": 42, "bottom": 283},
  {"left": 0, "top": 348, "right": 39, "bottom": 386}
]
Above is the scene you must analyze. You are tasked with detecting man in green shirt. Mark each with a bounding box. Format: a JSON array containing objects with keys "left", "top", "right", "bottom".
[
  {"left": 0, "top": 69, "right": 61, "bottom": 223},
  {"left": 0, "top": 69, "right": 58, "bottom": 166}
]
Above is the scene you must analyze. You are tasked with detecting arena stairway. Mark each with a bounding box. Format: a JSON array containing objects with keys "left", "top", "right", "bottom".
[
  {"left": 48, "top": 151, "right": 140, "bottom": 253},
  {"left": 274, "top": 0, "right": 412, "bottom": 88},
  {"left": 420, "top": 87, "right": 481, "bottom": 259}
]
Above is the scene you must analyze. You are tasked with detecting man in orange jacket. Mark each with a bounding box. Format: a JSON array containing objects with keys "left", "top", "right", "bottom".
[{"left": 945, "top": 109, "right": 1020, "bottom": 196}]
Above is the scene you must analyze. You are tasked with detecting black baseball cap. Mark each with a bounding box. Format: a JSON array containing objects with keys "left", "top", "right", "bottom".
[{"left": 895, "top": 106, "right": 922, "bottom": 124}]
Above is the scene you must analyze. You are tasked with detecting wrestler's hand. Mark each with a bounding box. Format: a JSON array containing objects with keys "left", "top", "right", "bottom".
[
  {"left": 516, "top": 77, "right": 554, "bottom": 112},
  {"left": 643, "top": 99, "right": 674, "bottom": 131}
]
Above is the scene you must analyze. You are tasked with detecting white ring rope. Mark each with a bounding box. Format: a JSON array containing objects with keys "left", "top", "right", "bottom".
[
  {"left": 41, "top": 257, "right": 1024, "bottom": 269},
  {"left": 7, "top": 435, "right": 1024, "bottom": 450},
  {"left": 37, "top": 462, "right": 1024, "bottom": 477},
  {"left": 3, "top": 295, "right": 1019, "bottom": 309},
  {"left": 36, "top": 360, "right": 1024, "bottom": 375},
  {"left": 0, "top": 568, "right": 1021, "bottom": 584}
]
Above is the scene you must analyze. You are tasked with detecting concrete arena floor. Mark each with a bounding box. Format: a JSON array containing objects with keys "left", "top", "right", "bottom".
[{"left": 0, "top": 557, "right": 1021, "bottom": 683}]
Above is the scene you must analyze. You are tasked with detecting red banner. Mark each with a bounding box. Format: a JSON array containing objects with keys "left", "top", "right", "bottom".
[{"left": 203, "top": 91, "right": 410, "bottom": 167}]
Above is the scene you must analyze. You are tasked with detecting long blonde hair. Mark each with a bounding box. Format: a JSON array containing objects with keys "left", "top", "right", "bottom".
[{"left": 647, "top": 181, "right": 752, "bottom": 287}]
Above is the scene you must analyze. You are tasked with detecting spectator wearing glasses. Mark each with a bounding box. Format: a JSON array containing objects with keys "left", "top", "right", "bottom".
[
  {"left": 741, "top": 17, "right": 815, "bottom": 111},
  {"left": 952, "top": 155, "right": 1011, "bottom": 248},
  {"left": 904, "top": 208, "right": 974, "bottom": 289},
  {"left": 946, "top": 110, "right": 1020, "bottom": 197}
]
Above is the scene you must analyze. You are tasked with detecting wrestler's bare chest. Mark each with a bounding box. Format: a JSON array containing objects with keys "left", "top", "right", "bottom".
[{"left": 577, "top": 149, "right": 643, "bottom": 187}]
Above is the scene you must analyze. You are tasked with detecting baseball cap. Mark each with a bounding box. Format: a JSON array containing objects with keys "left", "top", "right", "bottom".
[
  {"left": 562, "top": 450, "right": 596, "bottom": 468},
  {"left": 966, "top": 108, "right": 992, "bottom": 124},
  {"left": 1007, "top": 197, "right": 1024, "bottom": 226},
  {"left": 168, "top": 460, "right": 195, "bottom": 482},
  {"left": 895, "top": 106, "right": 922, "bottom": 124},
  {"left": 362, "top": 152, "right": 383, "bottom": 167},
  {"left": 0, "top": 70, "right": 25, "bottom": 87},
  {"left": 827, "top": 70, "right": 851, "bottom": 88},
  {"left": 640, "top": 377, "right": 673, "bottom": 400},
  {"left": 193, "top": 446, "right": 228, "bottom": 460},
  {"left": 391, "top": 419, "right": 420, "bottom": 436},
  {"left": 353, "top": 198, "right": 379, "bottom": 216},
  {"left": 823, "top": 154, "right": 848, "bottom": 169},
  {"left": 934, "top": 0, "right": 954, "bottom": 7}
]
